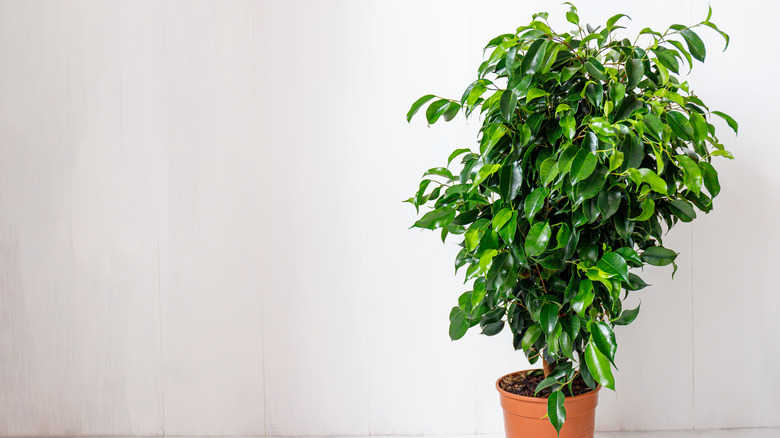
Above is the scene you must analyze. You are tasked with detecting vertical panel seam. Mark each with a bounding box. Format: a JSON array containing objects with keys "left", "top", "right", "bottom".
[
  {"left": 249, "top": 1, "right": 267, "bottom": 435},
  {"left": 153, "top": 0, "right": 166, "bottom": 435},
  {"left": 688, "top": 2, "right": 695, "bottom": 431}
]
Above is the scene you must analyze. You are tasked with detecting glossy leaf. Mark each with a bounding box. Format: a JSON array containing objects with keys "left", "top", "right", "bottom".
[
  {"left": 676, "top": 155, "right": 703, "bottom": 195},
  {"left": 589, "top": 321, "right": 617, "bottom": 366},
  {"left": 521, "top": 39, "right": 547, "bottom": 75},
  {"left": 699, "top": 161, "right": 721, "bottom": 197},
  {"left": 570, "top": 149, "right": 598, "bottom": 184},
  {"left": 548, "top": 390, "right": 566, "bottom": 434},
  {"left": 613, "top": 304, "right": 641, "bottom": 325},
  {"left": 525, "top": 221, "right": 551, "bottom": 257},
  {"left": 680, "top": 28, "right": 706, "bottom": 62},
  {"left": 525, "top": 187, "right": 548, "bottom": 223},
  {"left": 641, "top": 246, "right": 678, "bottom": 266},
  {"left": 596, "top": 252, "right": 629, "bottom": 283},
  {"left": 585, "top": 340, "right": 615, "bottom": 390},
  {"left": 712, "top": 110, "right": 739, "bottom": 134},
  {"left": 407, "top": 94, "right": 436, "bottom": 122}
]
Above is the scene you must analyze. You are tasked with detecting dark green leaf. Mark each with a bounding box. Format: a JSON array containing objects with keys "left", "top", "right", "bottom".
[
  {"left": 679, "top": 28, "right": 706, "bottom": 62},
  {"left": 669, "top": 199, "right": 697, "bottom": 222},
  {"left": 570, "top": 149, "right": 598, "bottom": 183},
  {"left": 521, "top": 39, "right": 547, "bottom": 76},
  {"left": 589, "top": 321, "right": 617, "bottom": 366},
  {"left": 667, "top": 112, "right": 693, "bottom": 141},
  {"left": 524, "top": 187, "right": 548, "bottom": 223},
  {"left": 597, "top": 189, "right": 621, "bottom": 220},
  {"left": 626, "top": 59, "right": 644, "bottom": 88},
  {"left": 525, "top": 221, "right": 552, "bottom": 257},
  {"left": 699, "top": 161, "right": 721, "bottom": 197},
  {"left": 585, "top": 340, "right": 615, "bottom": 390},
  {"left": 641, "top": 246, "right": 678, "bottom": 266},
  {"left": 613, "top": 304, "right": 641, "bottom": 325},
  {"left": 426, "top": 99, "right": 451, "bottom": 124},
  {"left": 540, "top": 303, "right": 559, "bottom": 337},
  {"left": 413, "top": 207, "right": 455, "bottom": 230},
  {"left": 548, "top": 390, "right": 566, "bottom": 434},
  {"left": 449, "top": 308, "right": 469, "bottom": 340},
  {"left": 482, "top": 320, "right": 505, "bottom": 336},
  {"left": 500, "top": 90, "right": 518, "bottom": 122},
  {"left": 521, "top": 325, "right": 542, "bottom": 351}
]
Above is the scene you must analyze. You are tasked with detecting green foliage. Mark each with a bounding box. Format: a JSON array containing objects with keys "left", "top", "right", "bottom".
[{"left": 406, "top": 4, "right": 734, "bottom": 433}]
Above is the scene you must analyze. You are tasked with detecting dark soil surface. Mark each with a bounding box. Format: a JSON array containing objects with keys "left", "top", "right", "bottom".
[{"left": 499, "top": 370, "right": 593, "bottom": 398}]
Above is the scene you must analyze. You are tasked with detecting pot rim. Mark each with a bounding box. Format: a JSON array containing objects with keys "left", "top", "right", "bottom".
[{"left": 495, "top": 369, "right": 602, "bottom": 404}]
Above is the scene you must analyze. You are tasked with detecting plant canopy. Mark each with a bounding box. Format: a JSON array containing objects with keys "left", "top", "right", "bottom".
[{"left": 406, "top": 4, "right": 734, "bottom": 434}]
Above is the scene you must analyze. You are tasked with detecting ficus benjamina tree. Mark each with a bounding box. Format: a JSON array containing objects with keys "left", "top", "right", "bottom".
[{"left": 406, "top": 3, "right": 735, "bottom": 434}]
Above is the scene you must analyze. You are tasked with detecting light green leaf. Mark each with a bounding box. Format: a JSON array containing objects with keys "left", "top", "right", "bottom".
[
  {"left": 521, "top": 325, "right": 542, "bottom": 351},
  {"left": 527, "top": 88, "right": 550, "bottom": 102},
  {"left": 572, "top": 278, "right": 594, "bottom": 316},
  {"left": 473, "top": 164, "right": 501, "bottom": 186},
  {"left": 630, "top": 198, "right": 655, "bottom": 221}
]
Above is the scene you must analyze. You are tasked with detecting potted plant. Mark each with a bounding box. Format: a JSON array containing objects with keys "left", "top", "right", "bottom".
[{"left": 406, "top": 4, "right": 735, "bottom": 437}]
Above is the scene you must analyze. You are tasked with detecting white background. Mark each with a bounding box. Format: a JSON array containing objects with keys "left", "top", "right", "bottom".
[{"left": 0, "top": 0, "right": 778, "bottom": 436}]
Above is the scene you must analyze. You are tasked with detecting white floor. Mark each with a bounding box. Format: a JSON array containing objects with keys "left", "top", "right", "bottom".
[{"left": 596, "top": 429, "right": 779, "bottom": 437}]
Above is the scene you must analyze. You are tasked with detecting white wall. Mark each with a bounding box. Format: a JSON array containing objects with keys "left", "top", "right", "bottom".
[{"left": 0, "top": 0, "right": 777, "bottom": 436}]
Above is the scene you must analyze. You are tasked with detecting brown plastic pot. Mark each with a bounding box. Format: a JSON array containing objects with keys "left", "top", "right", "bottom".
[{"left": 496, "top": 370, "right": 601, "bottom": 438}]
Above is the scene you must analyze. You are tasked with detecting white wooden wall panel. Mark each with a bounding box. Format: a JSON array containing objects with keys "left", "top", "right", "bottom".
[
  {"left": 688, "top": 0, "right": 780, "bottom": 429},
  {"left": 155, "top": 0, "right": 266, "bottom": 435},
  {"left": 0, "top": 1, "right": 163, "bottom": 435},
  {"left": 255, "top": 1, "right": 370, "bottom": 435}
]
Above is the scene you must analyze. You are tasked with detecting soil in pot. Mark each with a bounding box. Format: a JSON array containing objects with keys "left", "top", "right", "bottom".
[{"left": 498, "top": 370, "right": 592, "bottom": 398}]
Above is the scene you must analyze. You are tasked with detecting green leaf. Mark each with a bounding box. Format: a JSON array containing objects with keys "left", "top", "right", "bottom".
[
  {"left": 589, "top": 321, "right": 617, "bottom": 366},
  {"left": 641, "top": 246, "right": 678, "bottom": 266},
  {"left": 426, "top": 99, "right": 451, "bottom": 124},
  {"left": 572, "top": 278, "right": 594, "bottom": 316},
  {"left": 524, "top": 187, "right": 548, "bottom": 223},
  {"left": 525, "top": 221, "right": 552, "bottom": 257},
  {"left": 585, "top": 340, "right": 615, "bottom": 390},
  {"left": 473, "top": 164, "right": 501, "bottom": 186},
  {"left": 447, "top": 148, "right": 472, "bottom": 166},
  {"left": 627, "top": 168, "right": 668, "bottom": 195},
  {"left": 596, "top": 252, "right": 629, "bottom": 283},
  {"left": 492, "top": 208, "right": 513, "bottom": 232},
  {"left": 712, "top": 110, "right": 738, "bottom": 134},
  {"left": 676, "top": 155, "right": 703, "bottom": 195},
  {"left": 540, "top": 303, "right": 559, "bottom": 337},
  {"left": 407, "top": 94, "right": 436, "bottom": 122},
  {"left": 498, "top": 211, "right": 518, "bottom": 244},
  {"left": 500, "top": 90, "right": 518, "bottom": 122},
  {"left": 570, "top": 149, "right": 598, "bottom": 184},
  {"left": 527, "top": 88, "right": 550, "bottom": 102},
  {"left": 667, "top": 112, "right": 693, "bottom": 141},
  {"left": 413, "top": 207, "right": 455, "bottom": 230},
  {"left": 606, "top": 13, "right": 630, "bottom": 31},
  {"left": 630, "top": 197, "right": 654, "bottom": 221},
  {"left": 699, "top": 161, "right": 721, "bottom": 197},
  {"left": 597, "top": 189, "right": 621, "bottom": 220},
  {"left": 482, "top": 320, "right": 505, "bottom": 336},
  {"left": 613, "top": 304, "right": 640, "bottom": 326},
  {"left": 702, "top": 21, "right": 730, "bottom": 51},
  {"left": 679, "top": 28, "right": 706, "bottom": 62},
  {"left": 521, "top": 39, "right": 547, "bottom": 76},
  {"left": 560, "top": 114, "right": 576, "bottom": 140},
  {"left": 669, "top": 199, "right": 697, "bottom": 222},
  {"left": 642, "top": 112, "right": 664, "bottom": 141},
  {"left": 449, "top": 308, "right": 469, "bottom": 340},
  {"left": 555, "top": 223, "right": 571, "bottom": 250},
  {"left": 585, "top": 57, "right": 608, "bottom": 82},
  {"left": 521, "top": 325, "right": 542, "bottom": 351},
  {"left": 500, "top": 162, "right": 523, "bottom": 200},
  {"left": 548, "top": 390, "right": 566, "bottom": 434},
  {"left": 626, "top": 59, "right": 644, "bottom": 88}
]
